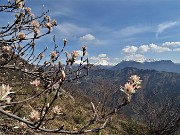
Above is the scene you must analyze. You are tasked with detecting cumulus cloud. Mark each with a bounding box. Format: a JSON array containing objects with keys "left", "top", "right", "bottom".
[
  {"left": 138, "top": 45, "right": 150, "bottom": 53},
  {"left": 149, "top": 43, "right": 171, "bottom": 53},
  {"left": 156, "top": 21, "right": 179, "bottom": 37},
  {"left": 122, "top": 43, "right": 171, "bottom": 54},
  {"left": 122, "top": 46, "right": 138, "bottom": 53},
  {"left": 79, "top": 34, "right": 95, "bottom": 42},
  {"left": 162, "top": 42, "right": 180, "bottom": 47},
  {"left": 121, "top": 41, "right": 180, "bottom": 62}
]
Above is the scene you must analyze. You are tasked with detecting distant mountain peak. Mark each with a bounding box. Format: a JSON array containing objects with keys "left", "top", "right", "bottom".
[
  {"left": 111, "top": 59, "right": 180, "bottom": 73},
  {"left": 94, "top": 60, "right": 116, "bottom": 66},
  {"left": 94, "top": 60, "right": 109, "bottom": 66},
  {"left": 123, "top": 58, "right": 156, "bottom": 63}
]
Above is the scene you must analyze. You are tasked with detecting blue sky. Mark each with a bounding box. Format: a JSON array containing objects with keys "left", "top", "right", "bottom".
[{"left": 3, "top": 0, "right": 180, "bottom": 65}]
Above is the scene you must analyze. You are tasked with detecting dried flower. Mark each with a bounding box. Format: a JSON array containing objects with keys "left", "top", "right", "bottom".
[
  {"left": 134, "top": 85, "right": 141, "bottom": 89},
  {"left": 32, "top": 20, "right": 39, "bottom": 28},
  {"left": 53, "top": 106, "right": 62, "bottom": 115},
  {"left": 50, "top": 51, "right": 57, "bottom": 59},
  {"left": 44, "top": 61, "right": 48, "bottom": 65},
  {"left": 39, "top": 52, "right": 44, "bottom": 59},
  {"left": 18, "top": 32, "right": 25, "bottom": 40},
  {"left": 18, "top": 62, "right": 24, "bottom": 67},
  {"left": 19, "top": 120, "right": 27, "bottom": 128},
  {"left": 63, "top": 38, "right": 68, "bottom": 46},
  {"left": 71, "top": 51, "right": 79, "bottom": 62},
  {"left": 124, "top": 82, "right": 135, "bottom": 94},
  {"left": 2, "top": 46, "right": 12, "bottom": 53},
  {"left": 46, "top": 22, "right": 52, "bottom": 31},
  {"left": 29, "top": 110, "right": 40, "bottom": 122},
  {"left": 51, "top": 19, "right": 57, "bottom": 26},
  {"left": 0, "top": 84, "right": 14, "bottom": 103},
  {"left": 30, "top": 79, "right": 40, "bottom": 87},
  {"left": 34, "top": 27, "right": 40, "bottom": 37},
  {"left": 129, "top": 75, "right": 142, "bottom": 84},
  {"left": 14, "top": 0, "right": 24, "bottom": 8},
  {"left": 61, "top": 70, "right": 66, "bottom": 82},
  {"left": 120, "top": 75, "right": 142, "bottom": 97},
  {"left": 71, "top": 51, "right": 78, "bottom": 58},
  {"left": 24, "top": 7, "right": 31, "bottom": 14}
]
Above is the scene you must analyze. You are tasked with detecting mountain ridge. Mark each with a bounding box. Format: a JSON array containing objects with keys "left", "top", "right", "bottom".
[{"left": 111, "top": 60, "right": 180, "bottom": 73}]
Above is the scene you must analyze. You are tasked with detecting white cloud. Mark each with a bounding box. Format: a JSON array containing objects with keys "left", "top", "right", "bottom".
[
  {"left": 162, "top": 42, "right": 180, "bottom": 47},
  {"left": 98, "top": 54, "right": 107, "bottom": 58},
  {"left": 122, "top": 43, "right": 172, "bottom": 54},
  {"left": 138, "top": 45, "right": 150, "bottom": 53},
  {"left": 122, "top": 46, "right": 138, "bottom": 53},
  {"left": 79, "top": 34, "right": 107, "bottom": 46},
  {"left": 156, "top": 21, "right": 179, "bottom": 37},
  {"left": 79, "top": 34, "right": 95, "bottom": 42},
  {"left": 149, "top": 43, "right": 171, "bottom": 53},
  {"left": 173, "top": 48, "right": 180, "bottom": 52}
]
